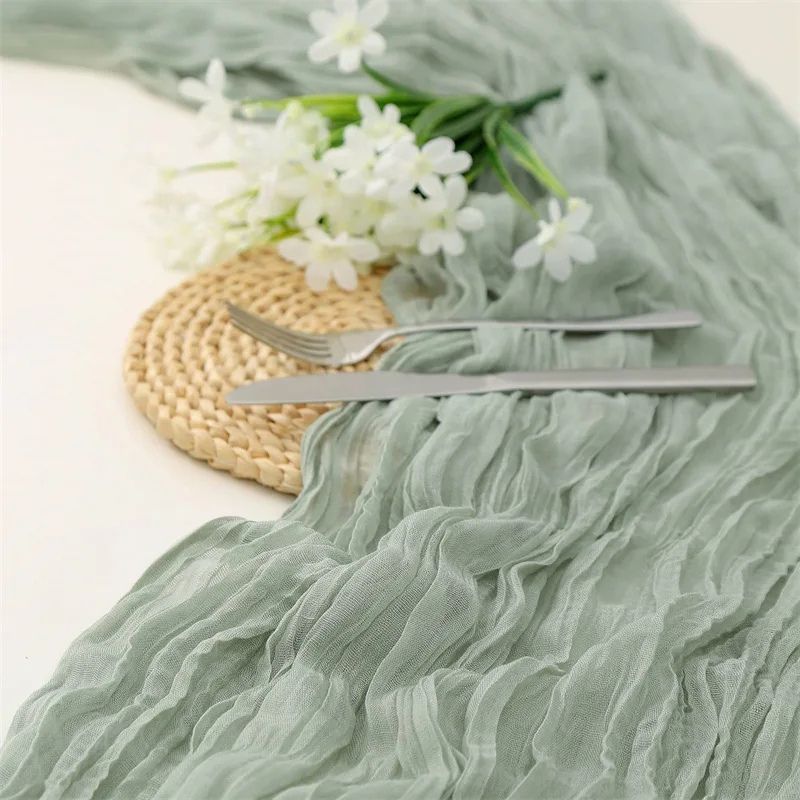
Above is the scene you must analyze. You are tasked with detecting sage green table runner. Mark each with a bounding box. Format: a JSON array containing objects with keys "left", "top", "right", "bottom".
[{"left": 2, "top": 1, "right": 799, "bottom": 798}]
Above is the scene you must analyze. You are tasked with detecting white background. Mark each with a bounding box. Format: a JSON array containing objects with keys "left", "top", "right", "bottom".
[{"left": 2, "top": 1, "right": 799, "bottom": 734}]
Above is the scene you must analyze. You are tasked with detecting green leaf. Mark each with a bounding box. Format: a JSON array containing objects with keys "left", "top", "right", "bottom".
[
  {"left": 411, "top": 96, "right": 486, "bottom": 143},
  {"left": 458, "top": 130, "right": 487, "bottom": 157},
  {"left": 485, "top": 145, "right": 537, "bottom": 217},
  {"left": 173, "top": 160, "right": 238, "bottom": 175},
  {"left": 508, "top": 70, "right": 607, "bottom": 115},
  {"left": 390, "top": 100, "right": 429, "bottom": 118},
  {"left": 375, "top": 93, "right": 427, "bottom": 109},
  {"left": 327, "top": 126, "right": 346, "bottom": 147},
  {"left": 240, "top": 93, "right": 347, "bottom": 108},
  {"left": 436, "top": 102, "right": 495, "bottom": 142},
  {"left": 481, "top": 106, "right": 509, "bottom": 150},
  {"left": 362, "top": 62, "right": 432, "bottom": 99},
  {"left": 496, "top": 120, "right": 568, "bottom": 198}
]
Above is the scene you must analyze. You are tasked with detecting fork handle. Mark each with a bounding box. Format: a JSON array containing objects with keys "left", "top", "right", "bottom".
[{"left": 384, "top": 310, "right": 702, "bottom": 337}]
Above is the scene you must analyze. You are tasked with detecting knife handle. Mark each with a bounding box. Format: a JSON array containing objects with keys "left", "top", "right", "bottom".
[
  {"left": 387, "top": 310, "right": 702, "bottom": 337},
  {"left": 492, "top": 365, "right": 756, "bottom": 394}
]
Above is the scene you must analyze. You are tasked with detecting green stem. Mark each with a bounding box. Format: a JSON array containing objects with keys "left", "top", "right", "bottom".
[
  {"left": 436, "top": 103, "right": 495, "bottom": 143},
  {"left": 411, "top": 95, "right": 485, "bottom": 143},
  {"left": 241, "top": 93, "right": 353, "bottom": 108},
  {"left": 240, "top": 91, "right": 425, "bottom": 127},
  {"left": 267, "top": 227, "right": 300, "bottom": 242},
  {"left": 266, "top": 208, "right": 298, "bottom": 227},
  {"left": 485, "top": 148, "right": 538, "bottom": 217},
  {"left": 172, "top": 160, "right": 238, "bottom": 176},
  {"left": 458, "top": 127, "right": 490, "bottom": 154},
  {"left": 508, "top": 70, "right": 606, "bottom": 116},
  {"left": 496, "top": 120, "right": 568, "bottom": 199},
  {"left": 214, "top": 188, "right": 258, "bottom": 210},
  {"left": 362, "top": 61, "right": 433, "bottom": 100}
]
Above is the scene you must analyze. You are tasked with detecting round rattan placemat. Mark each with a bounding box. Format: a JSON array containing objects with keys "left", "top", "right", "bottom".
[{"left": 124, "top": 247, "right": 393, "bottom": 495}]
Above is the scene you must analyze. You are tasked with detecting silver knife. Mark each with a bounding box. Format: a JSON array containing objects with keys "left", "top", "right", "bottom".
[{"left": 227, "top": 365, "right": 756, "bottom": 405}]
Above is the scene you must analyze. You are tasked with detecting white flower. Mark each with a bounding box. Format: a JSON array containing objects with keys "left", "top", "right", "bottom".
[
  {"left": 512, "top": 197, "right": 596, "bottom": 281},
  {"left": 234, "top": 126, "right": 282, "bottom": 181},
  {"left": 376, "top": 193, "right": 428, "bottom": 250},
  {"left": 248, "top": 167, "right": 296, "bottom": 224},
  {"left": 308, "top": 0, "right": 389, "bottom": 73},
  {"left": 323, "top": 126, "right": 385, "bottom": 196},
  {"left": 237, "top": 103, "right": 330, "bottom": 186},
  {"left": 178, "top": 59, "right": 236, "bottom": 144},
  {"left": 416, "top": 175, "right": 484, "bottom": 256},
  {"left": 279, "top": 227, "right": 380, "bottom": 291},
  {"left": 377, "top": 137, "right": 472, "bottom": 199},
  {"left": 150, "top": 185, "right": 240, "bottom": 271},
  {"left": 277, "top": 157, "right": 341, "bottom": 228},
  {"left": 328, "top": 193, "right": 392, "bottom": 238},
  {"left": 275, "top": 100, "right": 330, "bottom": 155},
  {"left": 356, "top": 95, "right": 412, "bottom": 152}
]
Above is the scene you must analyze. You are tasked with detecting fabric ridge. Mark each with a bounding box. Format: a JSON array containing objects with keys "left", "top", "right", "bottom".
[{"left": 1, "top": 1, "right": 799, "bottom": 798}]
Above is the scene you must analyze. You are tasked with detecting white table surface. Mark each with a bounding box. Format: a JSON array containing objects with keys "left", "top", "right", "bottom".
[{"left": 2, "top": 1, "right": 798, "bottom": 735}]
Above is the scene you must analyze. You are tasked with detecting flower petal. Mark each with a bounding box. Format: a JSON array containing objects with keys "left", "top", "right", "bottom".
[
  {"left": 548, "top": 197, "right": 562, "bottom": 223},
  {"left": 178, "top": 77, "right": 210, "bottom": 103},
  {"left": 338, "top": 172, "right": 365, "bottom": 195},
  {"left": 305, "top": 262, "right": 332, "bottom": 292},
  {"left": 441, "top": 230, "right": 466, "bottom": 256},
  {"left": 544, "top": 247, "right": 572, "bottom": 282},
  {"left": 359, "top": 0, "right": 389, "bottom": 28},
  {"left": 378, "top": 139, "right": 416, "bottom": 169},
  {"left": 565, "top": 233, "right": 597, "bottom": 264},
  {"left": 196, "top": 103, "right": 229, "bottom": 143},
  {"left": 384, "top": 103, "right": 400, "bottom": 124},
  {"left": 308, "top": 37, "right": 340, "bottom": 64},
  {"left": 357, "top": 95, "right": 379, "bottom": 120},
  {"left": 419, "top": 174, "right": 444, "bottom": 198},
  {"left": 365, "top": 175, "right": 388, "bottom": 196},
  {"left": 322, "top": 145, "right": 353, "bottom": 171},
  {"left": 278, "top": 171, "right": 312, "bottom": 196},
  {"left": 347, "top": 238, "right": 380, "bottom": 262},
  {"left": 332, "top": 259, "right": 359, "bottom": 291},
  {"left": 278, "top": 237, "right": 311, "bottom": 266},
  {"left": 444, "top": 175, "right": 468, "bottom": 208},
  {"left": 456, "top": 207, "right": 485, "bottom": 232},
  {"left": 305, "top": 227, "right": 330, "bottom": 244},
  {"left": 418, "top": 230, "right": 442, "bottom": 255},
  {"left": 534, "top": 221, "right": 557, "bottom": 248},
  {"left": 343, "top": 124, "right": 371, "bottom": 150},
  {"left": 205, "top": 58, "right": 226, "bottom": 92},
  {"left": 309, "top": 9, "right": 336, "bottom": 34},
  {"left": 512, "top": 238, "right": 542, "bottom": 270},
  {"left": 361, "top": 31, "right": 386, "bottom": 56},
  {"left": 338, "top": 46, "right": 362, "bottom": 73},
  {"left": 386, "top": 179, "right": 415, "bottom": 203},
  {"left": 564, "top": 198, "right": 593, "bottom": 231},
  {"left": 422, "top": 137, "right": 454, "bottom": 161},
  {"left": 435, "top": 151, "right": 472, "bottom": 175},
  {"left": 296, "top": 195, "right": 324, "bottom": 228}
]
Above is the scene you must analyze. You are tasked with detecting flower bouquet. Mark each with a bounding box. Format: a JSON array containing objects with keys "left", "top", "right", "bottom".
[{"left": 155, "top": 0, "right": 602, "bottom": 291}]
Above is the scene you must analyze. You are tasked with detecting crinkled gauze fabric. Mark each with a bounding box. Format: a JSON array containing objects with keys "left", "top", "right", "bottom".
[{"left": 1, "top": 1, "right": 799, "bottom": 798}]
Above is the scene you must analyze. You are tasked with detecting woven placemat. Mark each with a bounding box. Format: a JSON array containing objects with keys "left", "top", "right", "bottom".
[{"left": 124, "top": 247, "right": 393, "bottom": 495}]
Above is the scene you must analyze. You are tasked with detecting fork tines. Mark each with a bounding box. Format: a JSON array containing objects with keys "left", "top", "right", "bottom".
[{"left": 226, "top": 302, "right": 334, "bottom": 363}]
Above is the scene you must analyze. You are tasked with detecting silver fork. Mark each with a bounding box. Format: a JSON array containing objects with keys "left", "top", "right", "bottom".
[{"left": 226, "top": 302, "right": 702, "bottom": 367}]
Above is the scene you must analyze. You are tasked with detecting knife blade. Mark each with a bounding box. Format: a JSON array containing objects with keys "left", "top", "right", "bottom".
[{"left": 226, "top": 365, "right": 756, "bottom": 405}]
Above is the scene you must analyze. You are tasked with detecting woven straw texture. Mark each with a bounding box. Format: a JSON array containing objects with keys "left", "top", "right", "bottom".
[{"left": 123, "top": 247, "right": 392, "bottom": 495}]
